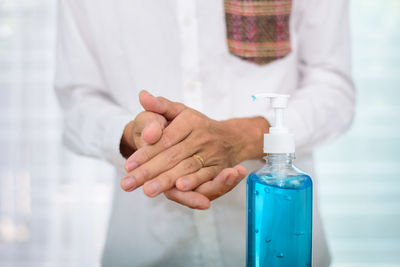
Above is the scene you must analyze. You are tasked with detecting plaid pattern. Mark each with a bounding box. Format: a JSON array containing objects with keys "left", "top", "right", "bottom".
[{"left": 224, "top": 0, "right": 292, "bottom": 65}]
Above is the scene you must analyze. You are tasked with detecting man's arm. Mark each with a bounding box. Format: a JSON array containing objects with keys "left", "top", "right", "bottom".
[
  {"left": 279, "top": 0, "right": 355, "bottom": 155},
  {"left": 55, "top": 0, "right": 133, "bottom": 167}
]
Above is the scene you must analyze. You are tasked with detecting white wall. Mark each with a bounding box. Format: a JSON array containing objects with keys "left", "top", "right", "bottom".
[
  {"left": 316, "top": 1, "right": 400, "bottom": 266},
  {"left": 0, "top": 1, "right": 113, "bottom": 266}
]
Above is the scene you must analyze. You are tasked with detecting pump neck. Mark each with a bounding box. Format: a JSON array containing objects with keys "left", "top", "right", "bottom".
[{"left": 265, "top": 153, "right": 295, "bottom": 166}]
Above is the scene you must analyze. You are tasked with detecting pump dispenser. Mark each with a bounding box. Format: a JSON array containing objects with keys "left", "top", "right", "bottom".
[
  {"left": 247, "top": 93, "right": 313, "bottom": 267},
  {"left": 252, "top": 93, "right": 295, "bottom": 154}
]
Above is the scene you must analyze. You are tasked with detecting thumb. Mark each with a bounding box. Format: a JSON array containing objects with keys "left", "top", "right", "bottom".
[
  {"left": 141, "top": 119, "right": 165, "bottom": 145},
  {"left": 130, "top": 111, "right": 167, "bottom": 151},
  {"left": 139, "top": 90, "right": 186, "bottom": 121}
]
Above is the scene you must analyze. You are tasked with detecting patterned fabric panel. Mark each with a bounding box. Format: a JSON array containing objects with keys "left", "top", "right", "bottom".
[{"left": 224, "top": 0, "right": 292, "bottom": 65}]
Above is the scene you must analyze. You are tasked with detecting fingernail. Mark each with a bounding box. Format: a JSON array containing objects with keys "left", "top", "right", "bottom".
[
  {"left": 195, "top": 200, "right": 210, "bottom": 210},
  {"left": 125, "top": 161, "right": 139, "bottom": 171},
  {"left": 178, "top": 178, "right": 190, "bottom": 190},
  {"left": 140, "top": 89, "right": 151, "bottom": 96},
  {"left": 147, "top": 181, "right": 160, "bottom": 195},
  {"left": 122, "top": 176, "right": 136, "bottom": 191},
  {"left": 225, "top": 175, "right": 236, "bottom": 186}
]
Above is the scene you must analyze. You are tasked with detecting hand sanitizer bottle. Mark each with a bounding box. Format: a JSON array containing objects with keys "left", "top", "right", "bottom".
[{"left": 247, "top": 94, "right": 312, "bottom": 267}]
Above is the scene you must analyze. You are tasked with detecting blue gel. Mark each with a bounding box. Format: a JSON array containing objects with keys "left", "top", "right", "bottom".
[{"left": 246, "top": 172, "right": 312, "bottom": 267}]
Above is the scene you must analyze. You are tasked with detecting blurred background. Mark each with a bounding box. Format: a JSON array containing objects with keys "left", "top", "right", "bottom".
[{"left": 0, "top": 0, "right": 399, "bottom": 266}]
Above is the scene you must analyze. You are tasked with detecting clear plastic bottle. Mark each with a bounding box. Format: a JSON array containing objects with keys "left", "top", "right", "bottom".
[{"left": 246, "top": 153, "right": 312, "bottom": 267}]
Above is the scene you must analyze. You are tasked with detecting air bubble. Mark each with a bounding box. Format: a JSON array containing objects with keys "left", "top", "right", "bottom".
[
  {"left": 284, "top": 195, "right": 292, "bottom": 201},
  {"left": 255, "top": 229, "right": 259, "bottom": 234},
  {"left": 276, "top": 252, "right": 284, "bottom": 258},
  {"left": 255, "top": 190, "right": 259, "bottom": 196}
]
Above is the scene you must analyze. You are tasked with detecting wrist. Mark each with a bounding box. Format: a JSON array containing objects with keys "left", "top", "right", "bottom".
[{"left": 226, "top": 116, "right": 269, "bottom": 164}]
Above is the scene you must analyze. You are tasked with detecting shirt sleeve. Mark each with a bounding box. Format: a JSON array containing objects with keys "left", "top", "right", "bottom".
[
  {"left": 267, "top": 0, "right": 355, "bottom": 155},
  {"left": 54, "top": 0, "right": 134, "bottom": 168}
]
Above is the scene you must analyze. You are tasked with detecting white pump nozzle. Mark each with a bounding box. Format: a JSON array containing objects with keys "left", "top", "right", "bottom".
[{"left": 252, "top": 93, "right": 295, "bottom": 154}]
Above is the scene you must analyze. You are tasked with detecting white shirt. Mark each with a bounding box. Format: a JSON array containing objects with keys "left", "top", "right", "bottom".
[{"left": 55, "top": 0, "right": 355, "bottom": 266}]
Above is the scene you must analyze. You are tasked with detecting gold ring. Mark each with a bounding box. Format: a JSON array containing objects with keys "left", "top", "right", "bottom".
[{"left": 193, "top": 154, "right": 205, "bottom": 168}]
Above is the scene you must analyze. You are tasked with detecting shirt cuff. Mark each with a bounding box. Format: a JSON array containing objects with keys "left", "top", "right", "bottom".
[{"left": 99, "top": 112, "right": 134, "bottom": 170}]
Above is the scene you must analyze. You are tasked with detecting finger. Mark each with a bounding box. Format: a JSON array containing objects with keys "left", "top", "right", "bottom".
[
  {"left": 121, "top": 140, "right": 195, "bottom": 192},
  {"left": 125, "top": 112, "right": 193, "bottom": 168},
  {"left": 234, "top": 165, "right": 247, "bottom": 178},
  {"left": 141, "top": 121, "right": 163, "bottom": 145},
  {"left": 133, "top": 121, "right": 164, "bottom": 150},
  {"left": 131, "top": 111, "right": 167, "bottom": 153},
  {"left": 164, "top": 188, "right": 210, "bottom": 210},
  {"left": 134, "top": 111, "right": 167, "bottom": 134},
  {"left": 175, "top": 166, "right": 219, "bottom": 191},
  {"left": 195, "top": 166, "right": 247, "bottom": 201},
  {"left": 139, "top": 90, "right": 186, "bottom": 121},
  {"left": 127, "top": 117, "right": 166, "bottom": 171},
  {"left": 142, "top": 156, "right": 202, "bottom": 197},
  {"left": 195, "top": 168, "right": 238, "bottom": 200}
]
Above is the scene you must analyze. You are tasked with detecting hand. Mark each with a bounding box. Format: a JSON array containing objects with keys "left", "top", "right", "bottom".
[
  {"left": 163, "top": 165, "right": 248, "bottom": 209},
  {"left": 121, "top": 91, "right": 268, "bottom": 209},
  {"left": 119, "top": 91, "right": 168, "bottom": 189}
]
